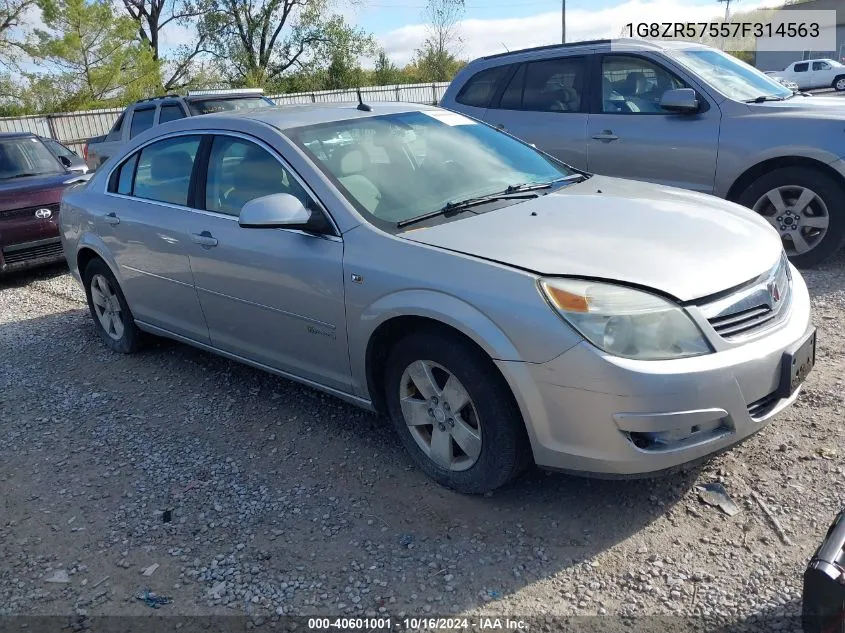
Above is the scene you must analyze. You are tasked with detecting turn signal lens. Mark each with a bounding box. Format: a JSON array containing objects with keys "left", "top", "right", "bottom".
[{"left": 543, "top": 285, "right": 589, "bottom": 313}]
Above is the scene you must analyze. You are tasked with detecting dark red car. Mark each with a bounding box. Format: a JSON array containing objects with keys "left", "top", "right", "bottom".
[{"left": 0, "top": 132, "right": 88, "bottom": 274}]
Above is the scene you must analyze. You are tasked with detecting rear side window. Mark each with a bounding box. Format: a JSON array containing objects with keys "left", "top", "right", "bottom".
[
  {"left": 105, "top": 113, "right": 124, "bottom": 142},
  {"left": 159, "top": 105, "right": 186, "bottom": 123},
  {"left": 129, "top": 108, "right": 156, "bottom": 139},
  {"left": 133, "top": 136, "right": 201, "bottom": 206},
  {"left": 521, "top": 57, "right": 586, "bottom": 113},
  {"left": 455, "top": 65, "right": 510, "bottom": 108},
  {"left": 794, "top": 63, "right": 809, "bottom": 72}
]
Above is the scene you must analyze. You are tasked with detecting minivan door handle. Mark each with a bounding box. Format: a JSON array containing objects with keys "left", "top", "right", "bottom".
[
  {"left": 190, "top": 231, "right": 218, "bottom": 248},
  {"left": 592, "top": 130, "right": 619, "bottom": 142},
  {"left": 104, "top": 212, "right": 120, "bottom": 225}
]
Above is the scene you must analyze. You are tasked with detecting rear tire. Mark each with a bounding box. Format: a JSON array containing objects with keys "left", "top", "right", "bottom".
[
  {"left": 737, "top": 166, "right": 845, "bottom": 268},
  {"left": 82, "top": 258, "right": 142, "bottom": 353},
  {"left": 384, "top": 329, "right": 531, "bottom": 494}
]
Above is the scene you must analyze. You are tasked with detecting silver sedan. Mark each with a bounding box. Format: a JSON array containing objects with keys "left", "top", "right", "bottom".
[{"left": 59, "top": 103, "right": 815, "bottom": 493}]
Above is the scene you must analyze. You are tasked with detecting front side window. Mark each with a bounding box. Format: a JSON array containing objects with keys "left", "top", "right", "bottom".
[
  {"left": 455, "top": 65, "right": 510, "bottom": 108},
  {"left": 0, "top": 136, "right": 63, "bottom": 179},
  {"left": 670, "top": 47, "right": 791, "bottom": 101},
  {"left": 289, "top": 110, "right": 572, "bottom": 227},
  {"left": 130, "top": 108, "right": 156, "bottom": 139},
  {"left": 44, "top": 138, "right": 78, "bottom": 160},
  {"left": 794, "top": 62, "right": 809, "bottom": 72},
  {"left": 601, "top": 55, "right": 686, "bottom": 114},
  {"left": 204, "top": 136, "right": 310, "bottom": 216},
  {"left": 521, "top": 57, "right": 586, "bottom": 112},
  {"left": 133, "top": 135, "right": 200, "bottom": 205}
]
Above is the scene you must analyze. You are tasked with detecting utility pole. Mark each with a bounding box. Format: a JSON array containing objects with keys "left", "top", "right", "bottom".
[
  {"left": 561, "top": 0, "right": 566, "bottom": 43},
  {"left": 717, "top": 0, "right": 732, "bottom": 49}
]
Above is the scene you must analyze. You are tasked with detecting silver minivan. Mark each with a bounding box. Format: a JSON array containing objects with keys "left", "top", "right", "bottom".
[{"left": 442, "top": 39, "right": 845, "bottom": 268}]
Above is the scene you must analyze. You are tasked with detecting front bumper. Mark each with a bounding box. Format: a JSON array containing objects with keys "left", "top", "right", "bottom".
[
  {"left": 0, "top": 236, "right": 65, "bottom": 274},
  {"left": 497, "top": 267, "right": 813, "bottom": 476}
]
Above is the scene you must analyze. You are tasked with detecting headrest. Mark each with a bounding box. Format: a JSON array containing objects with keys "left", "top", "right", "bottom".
[{"left": 338, "top": 149, "right": 365, "bottom": 176}]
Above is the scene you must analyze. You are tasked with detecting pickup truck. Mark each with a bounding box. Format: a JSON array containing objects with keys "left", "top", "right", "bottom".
[
  {"left": 777, "top": 59, "right": 845, "bottom": 91},
  {"left": 84, "top": 89, "right": 275, "bottom": 170}
]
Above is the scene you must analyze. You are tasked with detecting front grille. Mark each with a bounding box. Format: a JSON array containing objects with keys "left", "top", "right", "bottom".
[
  {"left": 709, "top": 304, "right": 776, "bottom": 338},
  {"left": 2, "top": 241, "right": 64, "bottom": 265},
  {"left": 701, "top": 255, "right": 792, "bottom": 342},
  {"left": 747, "top": 390, "right": 780, "bottom": 420},
  {"left": 0, "top": 203, "right": 60, "bottom": 221}
]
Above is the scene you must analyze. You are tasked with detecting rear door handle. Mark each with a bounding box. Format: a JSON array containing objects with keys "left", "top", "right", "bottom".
[
  {"left": 592, "top": 130, "right": 619, "bottom": 141},
  {"left": 104, "top": 212, "right": 120, "bottom": 225},
  {"left": 190, "top": 231, "right": 218, "bottom": 247}
]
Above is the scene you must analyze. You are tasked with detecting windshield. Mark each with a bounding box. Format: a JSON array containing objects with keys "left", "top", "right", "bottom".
[
  {"left": 288, "top": 110, "right": 572, "bottom": 227},
  {"left": 188, "top": 96, "right": 274, "bottom": 115},
  {"left": 0, "top": 136, "right": 63, "bottom": 180},
  {"left": 670, "top": 48, "right": 792, "bottom": 101}
]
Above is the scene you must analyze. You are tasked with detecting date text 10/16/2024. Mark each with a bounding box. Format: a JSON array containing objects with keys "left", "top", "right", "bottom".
[{"left": 308, "top": 617, "right": 530, "bottom": 631}]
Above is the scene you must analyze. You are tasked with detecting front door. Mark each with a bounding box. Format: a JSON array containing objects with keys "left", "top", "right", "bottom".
[
  {"left": 185, "top": 134, "right": 351, "bottom": 391},
  {"left": 482, "top": 55, "right": 590, "bottom": 170},
  {"left": 102, "top": 134, "right": 209, "bottom": 343},
  {"left": 586, "top": 53, "right": 721, "bottom": 194}
]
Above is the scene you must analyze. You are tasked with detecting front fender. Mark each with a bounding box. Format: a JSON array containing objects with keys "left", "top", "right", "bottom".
[{"left": 348, "top": 289, "right": 529, "bottom": 398}]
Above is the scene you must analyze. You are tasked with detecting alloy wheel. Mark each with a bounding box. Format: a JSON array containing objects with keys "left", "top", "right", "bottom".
[
  {"left": 752, "top": 185, "right": 830, "bottom": 256},
  {"left": 90, "top": 273, "right": 125, "bottom": 341},
  {"left": 398, "top": 360, "right": 482, "bottom": 471}
]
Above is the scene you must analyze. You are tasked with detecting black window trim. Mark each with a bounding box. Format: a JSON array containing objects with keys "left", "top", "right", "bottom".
[
  {"left": 488, "top": 54, "right": 591, "bottom": 113},
  {"left": 591, "top": 51, "right": 710, "bottom": 116}
]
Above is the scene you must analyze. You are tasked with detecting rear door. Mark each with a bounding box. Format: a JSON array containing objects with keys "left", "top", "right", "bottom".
[
  {"left": 586, "top": 52, "right": 721, "bottom": 193},
  {"left": 481, "top": 55, "right": 591, "bottom": 170}
]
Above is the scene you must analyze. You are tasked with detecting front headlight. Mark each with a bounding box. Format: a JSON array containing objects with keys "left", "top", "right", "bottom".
[{"left": 539, "top": 278, "right": 712, "bottom": 360}]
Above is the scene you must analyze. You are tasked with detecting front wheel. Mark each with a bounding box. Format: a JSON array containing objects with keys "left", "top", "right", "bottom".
[
  {"left": 738, "top": 167, "right": 845, "bottom": 268},
  {"left": 833, "top": 75, "right": 845, "bottom": 91},
  {"left": 384, "top": 330, "right": 531, "bottom": 494}
]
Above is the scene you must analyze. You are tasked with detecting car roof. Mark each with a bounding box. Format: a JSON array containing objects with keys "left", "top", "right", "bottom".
[
  {"left": 198, "top": 101, "right": 438, "bottom": 131},
  {"left": 478, "top": 37, "right": 708, "bottom": 61},
  {"left": 0, "top": 131, "right": 37, "bottom": 140}
]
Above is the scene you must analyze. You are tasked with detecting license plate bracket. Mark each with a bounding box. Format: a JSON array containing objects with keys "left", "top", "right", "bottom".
[{"left": 779, "top": 328, "right": 816, "bottom": 399}]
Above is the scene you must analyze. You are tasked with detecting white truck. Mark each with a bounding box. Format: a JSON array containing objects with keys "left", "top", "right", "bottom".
[{"left": 777, "top": 58, "right": 845, "bottom": 91}]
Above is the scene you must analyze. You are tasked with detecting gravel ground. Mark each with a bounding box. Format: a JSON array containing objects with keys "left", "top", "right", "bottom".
[{"left": 1, "top": 255, "right": 844, "bottom": 632}]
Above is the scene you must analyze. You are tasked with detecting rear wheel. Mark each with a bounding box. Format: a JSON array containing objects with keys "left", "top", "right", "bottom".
[
  {"left": 738, "top": 167, "right": 845, "bottom": 268},
  {"left": 384, "top": 330, "right": 531, "bottom": 494},
  {"left": 83, "top": 258, "right": 142, "bottom": 353}
]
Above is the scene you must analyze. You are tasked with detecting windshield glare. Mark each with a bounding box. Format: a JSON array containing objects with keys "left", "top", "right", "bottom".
[
  {"left": 0, "top": 137, "right": 63, "bottom": 180},
  {"left": 671, "top": 48, "right": 792, "bottom": 101},
  {"left": 189, "top": 97, "right": 273, "bottom": 115},
  {"left": 290, "top": 111, "right": 572, "bottom": 226}
]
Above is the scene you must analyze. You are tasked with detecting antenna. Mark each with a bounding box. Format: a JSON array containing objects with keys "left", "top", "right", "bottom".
[{"left": 356, "top": 89, "right": 372, "bottom": 112}]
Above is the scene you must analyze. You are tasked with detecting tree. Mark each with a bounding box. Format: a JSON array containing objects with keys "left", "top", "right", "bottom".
[
  {"left": 120, "top": 0, "right": 210, "bottom": 90},
  {"left": 27, "top": 0, "right": 160, "bottom": 109},
  {"left": 199, "top": 0, "right": 374, "bottom": 87},
  {"left": 412, "top": 0, "right": 464, "bottom": 82},
  {"left": 373, "top": 49, "right": 400, "bottom": 84},
  {"left": 0, "top": 0, "right": 41, "bottom": 69}
]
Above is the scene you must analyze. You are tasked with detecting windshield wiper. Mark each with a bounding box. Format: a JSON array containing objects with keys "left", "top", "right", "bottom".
[
  {"left": 744, "top": 95, "right": 787, "bottom": 103},
  {"left": 397, "top": 174, "right": 588, "bottom": 229}
]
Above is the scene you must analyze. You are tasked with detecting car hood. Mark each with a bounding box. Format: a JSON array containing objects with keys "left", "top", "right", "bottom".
[
  {"left": 750, "top": 95, "right": 845, "bottom": 119},
  {"left": 399, "top": 176, "right": 783, "bottom": 302},
  {"left": 0, "top": 172, "right": 72, "bottom": 213}
]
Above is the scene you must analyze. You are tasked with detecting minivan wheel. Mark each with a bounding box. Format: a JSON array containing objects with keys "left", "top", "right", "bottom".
[
  {"left": 384, "top": 330, "right": 531, "bottom": 494},
  {"left": 738, "top": 167, "right": 845, "bottom": 268},
  {"left": 83, "top": 258, "right": 142, "bottom": 353},
  {"left": 833, "top": 76, "right": 845, "bottom": 91}
]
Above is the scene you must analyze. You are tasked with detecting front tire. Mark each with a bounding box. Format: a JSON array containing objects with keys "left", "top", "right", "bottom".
[
  {"left": 738, "top": 166, "right": 845, "bottom": 268},
  {"left": 384, "top": 330, "right": 531, "bottom": 494},
  {"left": 83, "top": 258, "right": 142, "bottom": 353},
  {"left": 833, "top": 75, "right": 845, "bottom": 91}
]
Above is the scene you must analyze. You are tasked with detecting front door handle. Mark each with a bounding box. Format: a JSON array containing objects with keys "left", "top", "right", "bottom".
[
  {"left": 592, "top": 130, "right": 619, "bottom": 142},
  {"left": 104, "top": 212, "right": 120, "bottom": 225},
  {"left": 191, "top": 231, "right": 218, "bottom": 248}
]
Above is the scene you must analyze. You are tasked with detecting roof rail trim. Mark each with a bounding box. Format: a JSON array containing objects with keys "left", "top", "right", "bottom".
[{"left": 480, "top": 38, "right": 664, "bottom": 61}]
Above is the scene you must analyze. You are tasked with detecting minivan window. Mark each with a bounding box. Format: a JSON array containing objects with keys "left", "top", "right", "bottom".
[
  {"left": 133, "top": 135, "right": 201, "bottom": 206},
  {"left": 455, "top": 65, "right": 510, "bottom": 108},
  {"left": 129, "top": 108, "right": 156, "bottom": 139},
  {"left": 601, "top": 55, "right": 686, "bottom": 113},
  {"left": 671, "top": 48, "right": 791, "bottom": 101},
  {"left": 521, "top": 57, "right": 585, "bottom": 112}
]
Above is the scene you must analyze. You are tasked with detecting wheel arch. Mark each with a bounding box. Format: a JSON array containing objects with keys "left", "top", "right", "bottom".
[
  {"left": 726, "top": 156, "right": 845, "bottom": 203},
  {"left": 75, "top": 233, "right": 122, "bottom": 283}
]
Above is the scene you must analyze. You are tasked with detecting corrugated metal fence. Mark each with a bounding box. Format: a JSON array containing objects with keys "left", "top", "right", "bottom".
[{"left": 0, "top": 82, "right": 451, "bottom": 157}]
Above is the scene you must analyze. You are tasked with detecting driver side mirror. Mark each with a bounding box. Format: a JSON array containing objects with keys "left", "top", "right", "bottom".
[
  {"left": 660, "top": 88, "right": 700, "bottom": 114},
  {"left": 239, "top": 193, "right": 330, "bottom": 234},
  {"left": 59, "top": 155, "right": 73, "bottom": 168}
]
